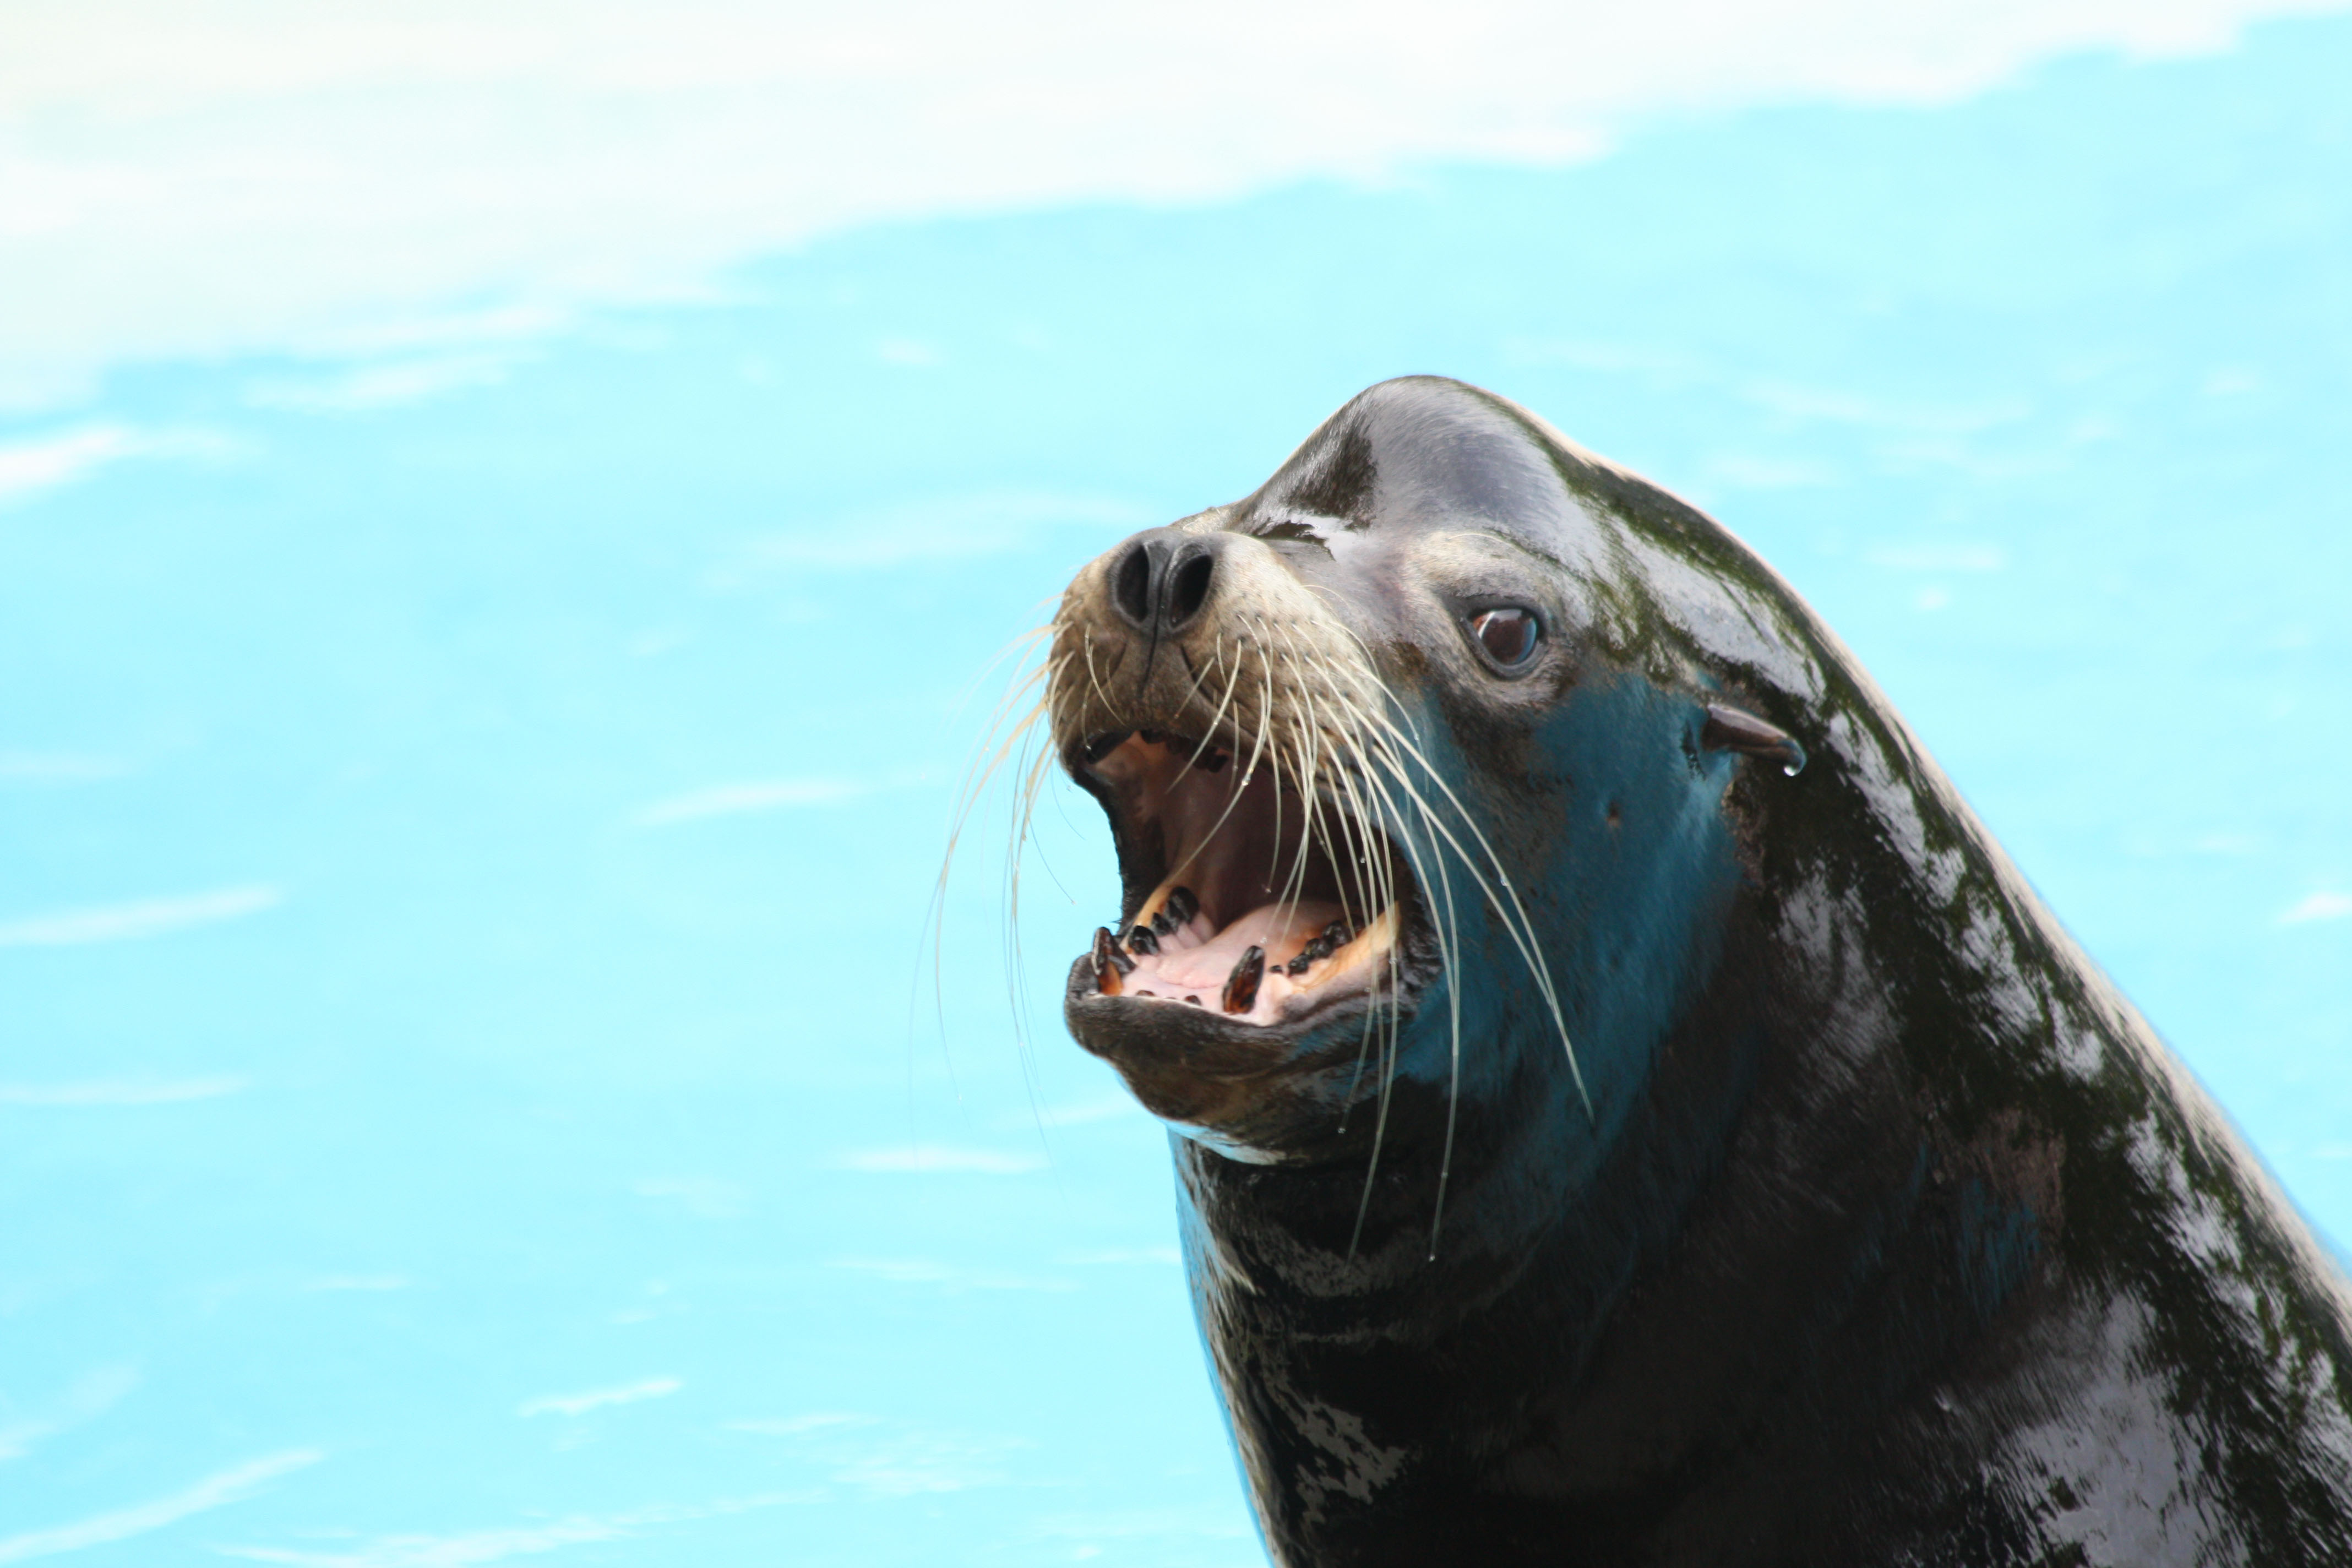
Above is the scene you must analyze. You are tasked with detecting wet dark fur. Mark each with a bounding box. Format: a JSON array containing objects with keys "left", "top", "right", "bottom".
[{"left": 1051, "top": 378, "right": 2352, "bottom": 1566}]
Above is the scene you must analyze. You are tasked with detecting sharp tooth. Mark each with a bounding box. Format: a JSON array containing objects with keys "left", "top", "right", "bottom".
[
  {"left": 1322, "top": 920, "right": 1349, "bottom": 946},
  {"left": 1292, "top": 905, "right": 1399, "bottom": 993},
  {"left": 1289, "top": 933, "right": 1335, "bottom": 973},
  {"left": 1163, "top": 886, "right": 1200, "bottom": 927},
  {"left": 1128, "top": 924, "right": 1160, "bottom": 955},
  {"left": 1221, "top": 945, "right": 1265, "bottom": 1015},
  {"left": 1091, "top": 928, "right": 1130, "bottom": 994}
]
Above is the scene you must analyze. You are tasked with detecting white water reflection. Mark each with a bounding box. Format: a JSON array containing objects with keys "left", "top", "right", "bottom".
[
  {"left": 0, "top": 886, "right": 282, "bottom": 946},
  {"left": 7, "top": 0, "right": 2344, "bottom": 407},
  {"left": 518, "top": 1379, "right": 683, "bottom": 1420},
  {"left": 0, "top": 1452, "right": 322, "bottom": 1564},
  {"left": 0, "top": 1077, "right": 246, "bottom": 1106}
]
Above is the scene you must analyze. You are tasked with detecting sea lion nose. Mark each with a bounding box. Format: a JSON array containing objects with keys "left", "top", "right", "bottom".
[{"left": 1108, "top": 529, "right": 1224, "bottom": 638}]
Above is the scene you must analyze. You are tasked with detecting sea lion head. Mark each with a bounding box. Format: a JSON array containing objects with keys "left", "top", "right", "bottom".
[{"left": 1050, "top": 375, "right": 1812, "bottom": 1172}]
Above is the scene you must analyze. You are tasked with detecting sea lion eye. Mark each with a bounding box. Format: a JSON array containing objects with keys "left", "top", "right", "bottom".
[{"left": 1468, "top": 607, "right": 1540, "bottom": 668}]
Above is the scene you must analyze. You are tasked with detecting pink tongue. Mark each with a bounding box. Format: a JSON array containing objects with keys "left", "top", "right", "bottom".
[{"left": 1155, "top": 900, "right": 1341, "bottom": 990}]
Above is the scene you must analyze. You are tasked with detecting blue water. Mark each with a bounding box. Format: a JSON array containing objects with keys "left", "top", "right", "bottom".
[{"left": 5, "top": 19, "right": 2349, "bottom": 1564}]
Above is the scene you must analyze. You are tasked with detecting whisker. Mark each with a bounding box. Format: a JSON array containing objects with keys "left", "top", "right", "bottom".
[
  {"left": 1352, "top": 706, "right": 1586, "bottom": 1121},
  {"left": 1331, "top": 691, "right": 1569, "bottom": 1036},
  {"left": 1173, "top": 635, "right": 1244, "bottom": 786},
  {"left": 1162, "top": 661, "right": 1277, "bottom": 891},
  {"left": 1343, "top": 732, "right": 1465, "bottom": 1258},
  {"left": 923, "top": 625, "right": 1070, "bottom": 1101}
]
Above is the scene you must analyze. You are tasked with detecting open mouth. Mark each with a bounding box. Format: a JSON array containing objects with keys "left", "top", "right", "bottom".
[{"left": 1072, "top": 729, "right": 1418, "bottom": 1030}]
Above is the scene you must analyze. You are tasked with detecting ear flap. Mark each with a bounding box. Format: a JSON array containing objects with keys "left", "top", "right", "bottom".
[{"left": 1701, "top": 704, "right": 1806, "bottom": 776}]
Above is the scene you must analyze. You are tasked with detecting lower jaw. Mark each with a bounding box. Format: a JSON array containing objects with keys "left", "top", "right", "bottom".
[
  {"left": 1062, "top": 962, "right": 1434, "bottom": 1158},
  {"left": 1065, "top": 939, "right": 1417, "bottom": 1086}
]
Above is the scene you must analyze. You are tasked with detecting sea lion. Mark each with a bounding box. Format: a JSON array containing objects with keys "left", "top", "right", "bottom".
[{"left": 1038, "top": 377, "right": 2352, "bottom": 1565}]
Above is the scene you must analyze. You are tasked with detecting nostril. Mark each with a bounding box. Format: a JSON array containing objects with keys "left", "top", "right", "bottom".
[
  {"left": 1167, "top": 551, "right": 1214, "bottom": 628},
  {"left": 1111, "top": 542, "right": 1153, "bottom": 627}
]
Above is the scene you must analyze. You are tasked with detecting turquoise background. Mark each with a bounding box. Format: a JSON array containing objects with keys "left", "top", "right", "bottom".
[{"left": 3, "top": 18, "right": 2348, "bottom": 1564}]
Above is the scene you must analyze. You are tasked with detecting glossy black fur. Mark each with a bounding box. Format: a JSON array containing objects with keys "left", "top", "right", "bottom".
[{"left": 1060, "top": 378, "right": 2352, "bottom": 1566}]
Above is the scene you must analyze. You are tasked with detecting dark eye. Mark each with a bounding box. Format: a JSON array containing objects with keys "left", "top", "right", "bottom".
[{"left": 1468, "top": 607, "right": 1540, "bottom": 668}]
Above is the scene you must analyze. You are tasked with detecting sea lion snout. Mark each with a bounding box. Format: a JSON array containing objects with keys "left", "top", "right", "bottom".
[{"left": 1043, "top": 513, "right": 1446, "bottom": 1150}]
